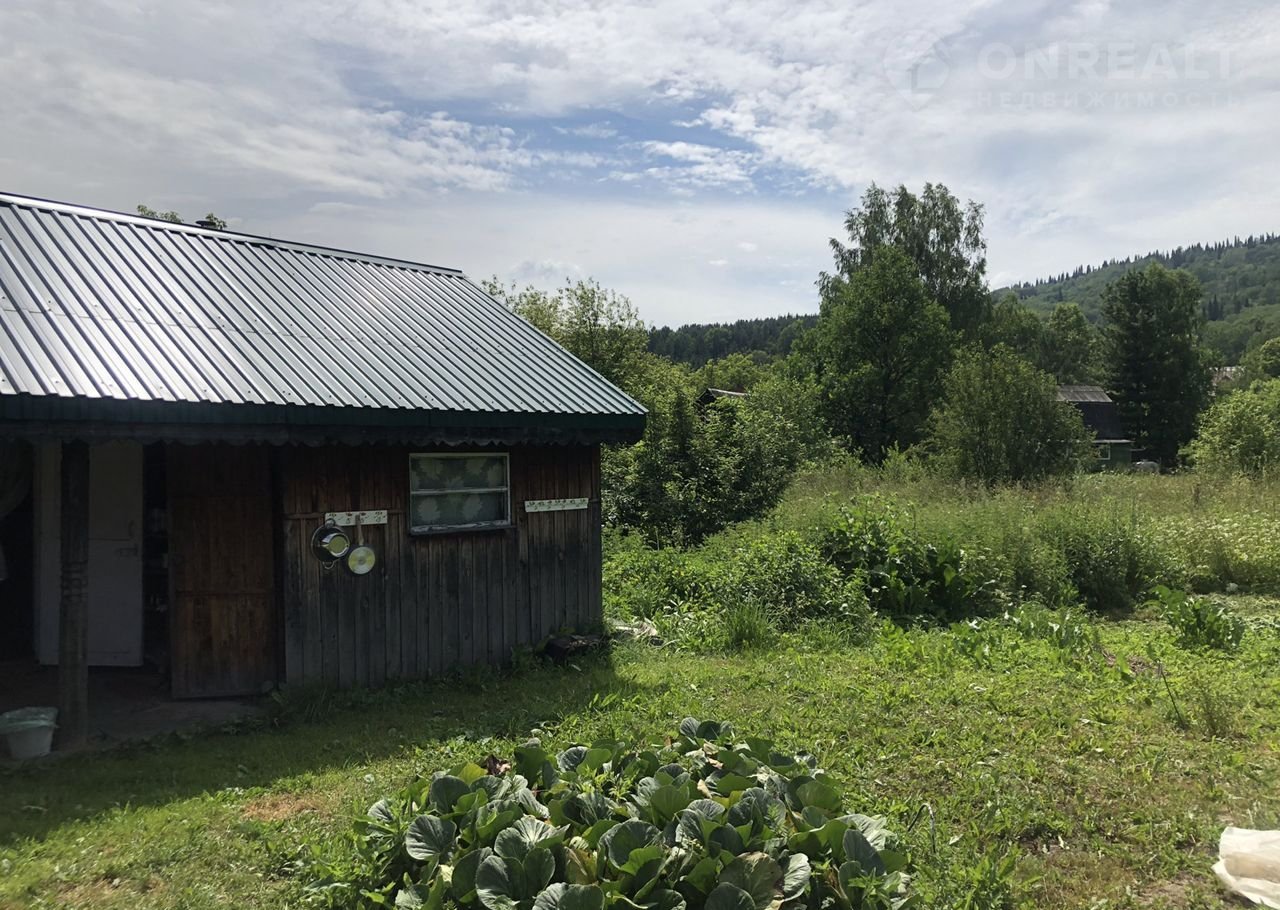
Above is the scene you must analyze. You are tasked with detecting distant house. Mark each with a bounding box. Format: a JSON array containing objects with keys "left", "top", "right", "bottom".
[
  {"left": 1057, "top": 385, "right": 1133, "bottom": 468},
  {"left": 695, "top": 387, "right": 748, "bottom": 409},
  {"left": 1212, "top": 365, "right": 1242, "bottom": 388},
  {"left": 0, "top": 192, "right": 645, "bottom": 741}
]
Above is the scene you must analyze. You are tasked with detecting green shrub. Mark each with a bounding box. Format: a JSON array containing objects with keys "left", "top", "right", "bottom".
[
  {"left": 306, "top": 720, "right": 912, "bottom": 910},
  {"left": 821, "top": 497, "right": 998, "bottom": 623},
  {"left": 1034, "top": 507, "right": 1167, "bottom": 614},
  {"left": 607, "top": 532, "right": 873, "bottom": 651},
  {"left": 980, "top": 522, "right": 1076, "bottom": 608},
  {"left": 1003, "top": 603, "right": 1100, "bottom": 658},
  {"left": 709, "top": 533, "right": 868, "bottom": 632},
  {"left": 1186, "top": 378, "right": 1280, "bottom": 478},
  {"left": 1150, "top": 586, "right": 1246, "bottom": 652},
  {"left": 925, "top": 344, "right": 1091, "bottom": 485}
]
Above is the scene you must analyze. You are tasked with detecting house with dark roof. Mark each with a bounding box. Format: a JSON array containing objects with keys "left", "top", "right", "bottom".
[
  {"left": 1056, "top": 385, "right": 1133, "bottom": 469},
  {"left": 694, "top": 387, "right": 748, "bottom": 409},
  {"left": 0, "top": 192, "right": 644, "bottom": 743}
]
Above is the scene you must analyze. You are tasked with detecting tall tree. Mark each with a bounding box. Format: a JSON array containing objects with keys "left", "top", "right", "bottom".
[
  {"left": 825, "top": 182, "right": 989, "bottom": 335},
  {"left": 1101, "top": 264, "right": 1213, "bottom": 466},
  {"left": 1043, "top": 302, "right": 1099, "bottom": 383},
  {"left": 484, "top": 278, "right": 648, "bottom": 392},
  {"left": 1241, "top": 336, "right": 1280, "bottom": 382},
  {"left": 926, "top": 345, "right": 1091, "bottom": 485},
  {"left": 811, "top": 246, "right": 953, "bottom": 461},
  {"left": 980, "top": 294, "right": 1047, "bottom": 367}
]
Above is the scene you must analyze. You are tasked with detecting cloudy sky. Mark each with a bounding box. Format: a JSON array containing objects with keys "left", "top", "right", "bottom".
[{"left": 1, "top": 1, "right": 1277, "bottom": 327}]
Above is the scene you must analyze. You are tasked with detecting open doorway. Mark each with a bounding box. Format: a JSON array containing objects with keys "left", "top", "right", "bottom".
[
  {"left": 0, "top": 441, "right": 34, "bottom": 661},
  {"left": 27, "top": 441, "right": 171, "bottom": 674},
  {"left": 1, "top": 441, "right": 268, "bottom": 741}
]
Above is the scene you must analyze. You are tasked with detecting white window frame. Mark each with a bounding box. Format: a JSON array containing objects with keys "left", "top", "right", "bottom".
[
  {"left": 409, "top": 452, "right": 511, "bottom": 534},
  {"left": 1096, "top": 443, "right": 1111, "bottom": 462}
]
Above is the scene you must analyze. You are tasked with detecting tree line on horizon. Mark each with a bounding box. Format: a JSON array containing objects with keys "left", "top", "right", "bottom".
[{"left": 650, "top": 229, "right": 1280, "bottom": 370}]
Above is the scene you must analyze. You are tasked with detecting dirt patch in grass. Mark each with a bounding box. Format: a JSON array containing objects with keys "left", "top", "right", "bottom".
[
  {"left": 50, "top": 874, "right": 167, "bottom": 909},
  {"left": 1132, "top": 872, "right": 1217, "bottom": 908},
  {"left": 241, "top": 791, "right": 329, "bottom": 823}
]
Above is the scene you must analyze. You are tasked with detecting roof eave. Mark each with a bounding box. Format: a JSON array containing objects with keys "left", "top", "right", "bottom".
[{"left": 0, "top": 394, "right": 646, "bottom": 445}]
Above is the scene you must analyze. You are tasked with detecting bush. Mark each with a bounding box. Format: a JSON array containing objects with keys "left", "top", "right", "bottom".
[
  {"left": 306, "top": 720, "right": 912, "bottom": 910},
  {"left": 1034, "top": 507, "right": 1167, "bottom": 614},
  {"left": 1150, "top": 586, "right": 1246, "bottom": 652},
  {"left": 607, "top": 532, "right": 873, "bottom": 651},
  {"left": 1186, "top": 378, "right": 1280, "bottom": 478},
  {"left": 925, "top": 345, "right": 1092, "bottom": 485},
  {"left": 820, "top": 496, "right": 999, "bottom": 623},
  {"left": 975, "top": 519, "right": 1076, "bottom": 609}
]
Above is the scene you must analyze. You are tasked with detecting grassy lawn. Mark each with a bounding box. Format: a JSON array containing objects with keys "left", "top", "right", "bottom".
[{"left": 3, "top": 606, "right": 1278, "bottom": 909}]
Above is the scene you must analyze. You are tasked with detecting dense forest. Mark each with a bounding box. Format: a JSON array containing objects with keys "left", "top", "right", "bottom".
[
  {"left": 651, "top": 232, "right": 1280, "bottom": 366},
  {"left": 1007, "top": 232, "right": 1280, "bottom": 320},
  {"left": 647, "top": 314, "right": 817, "bottom": 366}
]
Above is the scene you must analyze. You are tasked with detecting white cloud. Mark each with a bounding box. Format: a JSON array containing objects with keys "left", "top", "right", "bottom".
[
  {"left": 553, "top": 123, "right": 619, "bottom": 139},
  {"left": 635, "top": 141, "right": 760, "bottom": 190},
  {"left": 0, "top": 0, "right": 1277, "bottom": 323}
]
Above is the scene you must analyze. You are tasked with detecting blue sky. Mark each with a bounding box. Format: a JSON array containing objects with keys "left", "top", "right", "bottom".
[{"left": 1, "top": 0, "right": 1277, "bottom": 327}]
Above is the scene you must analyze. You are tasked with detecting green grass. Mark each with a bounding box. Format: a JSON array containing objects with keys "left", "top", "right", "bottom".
[{"left": 3, "top": 607, "right": 1279, "bottom": 910}]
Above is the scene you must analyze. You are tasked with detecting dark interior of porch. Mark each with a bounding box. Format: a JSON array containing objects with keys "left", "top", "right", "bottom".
[{"left": 0, "top": 660, "right": 261, "bottom": 752}]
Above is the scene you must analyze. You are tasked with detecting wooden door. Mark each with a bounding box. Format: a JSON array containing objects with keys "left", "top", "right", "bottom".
[{"left": 168, "top": 445, "right": 277, "bottom": 698}]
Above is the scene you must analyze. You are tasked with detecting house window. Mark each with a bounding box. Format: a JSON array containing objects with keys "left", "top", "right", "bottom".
[
  {"left": 409, "top": 453, "right": 510, "bottom": 533},
  {"left": 1096, "top": 443, "right": 1111, "bottom": 462}
]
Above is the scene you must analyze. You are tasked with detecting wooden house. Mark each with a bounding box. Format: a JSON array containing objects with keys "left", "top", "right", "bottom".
[
  {"left": 694, "top": 387, "right": 748, "bottom": 410},
  {"left": 1056, "top": 385, "right": 1133, "bottom": 469},
  {"left": 0, "top": 193, "right": 645, "bottom": 743}
]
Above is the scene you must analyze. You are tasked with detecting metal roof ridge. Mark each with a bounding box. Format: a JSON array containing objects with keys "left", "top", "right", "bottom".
[{"left": 0, "top": 191, "right": 464, "bottom": 277}]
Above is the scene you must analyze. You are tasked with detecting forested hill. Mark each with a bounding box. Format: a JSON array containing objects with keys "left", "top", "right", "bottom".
[
  {"left": 649, "top": 233, "right": 1280, "bottom": 367},
  {"left": 1007, "top": 232, "right": 1280, "bottom": 321},
  {"left": 648, "top": 314, "right": 817, "bottom": 366}
]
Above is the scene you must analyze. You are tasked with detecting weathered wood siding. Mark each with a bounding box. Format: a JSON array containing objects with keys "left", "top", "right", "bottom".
[
  {"left": 279, "top": 444, "right": 601, "bottom": 687},
  {"left": 168, "top": 445, "right": 278, "bottom": 697}
]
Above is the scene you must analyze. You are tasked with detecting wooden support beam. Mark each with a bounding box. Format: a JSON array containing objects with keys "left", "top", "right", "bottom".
[{"left": 57, "top": 440, "right": 90, "bottom": 749}]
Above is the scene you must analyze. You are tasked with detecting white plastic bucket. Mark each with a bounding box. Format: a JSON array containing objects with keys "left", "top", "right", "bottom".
[{"left": 0, "top": 707, "right": 58, "bottom": 759}]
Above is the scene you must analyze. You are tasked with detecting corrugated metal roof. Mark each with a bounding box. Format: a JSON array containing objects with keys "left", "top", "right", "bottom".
[
  {"left": 0, "top": 193, "right": 645, "bottom": 434},
  {"left": 1056, "top": 385, "right": 1113, "bottom": 403}
]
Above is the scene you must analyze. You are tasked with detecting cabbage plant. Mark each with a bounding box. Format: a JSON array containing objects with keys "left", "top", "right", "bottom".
[{"left": 309, "top": 719, "right": 912, "bottom": 910}]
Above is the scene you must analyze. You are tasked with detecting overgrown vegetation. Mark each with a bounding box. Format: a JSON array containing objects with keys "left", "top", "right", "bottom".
[
  {"left": 1187, "top": 377, "right": 1280, "bottom": 477},
  {"left": 604, "top": 529, "right": 871, "bottom": 651},
  {"left": 606, "top": 464, "right": 1280, "bottom": 652},
  {"left": 1150, "top": 586, "right": 1246, "bottom": 652}
]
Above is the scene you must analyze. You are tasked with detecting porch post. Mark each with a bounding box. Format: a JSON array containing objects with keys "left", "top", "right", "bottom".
[{"left": 57, "top": 440, "right": 90, "bottom": 748}]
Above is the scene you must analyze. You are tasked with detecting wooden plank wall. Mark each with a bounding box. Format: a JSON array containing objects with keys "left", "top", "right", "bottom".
[
  {"left": 168, "top": 444, "right": 277, "bottom": 697},
  {"left": 279, "top": 444, "right": 600, "bottom": 688}
]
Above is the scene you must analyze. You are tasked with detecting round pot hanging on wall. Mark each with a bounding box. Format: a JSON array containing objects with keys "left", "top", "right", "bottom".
[{"left": 310, "top": 521, "right": 351, "bottom": 568}]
